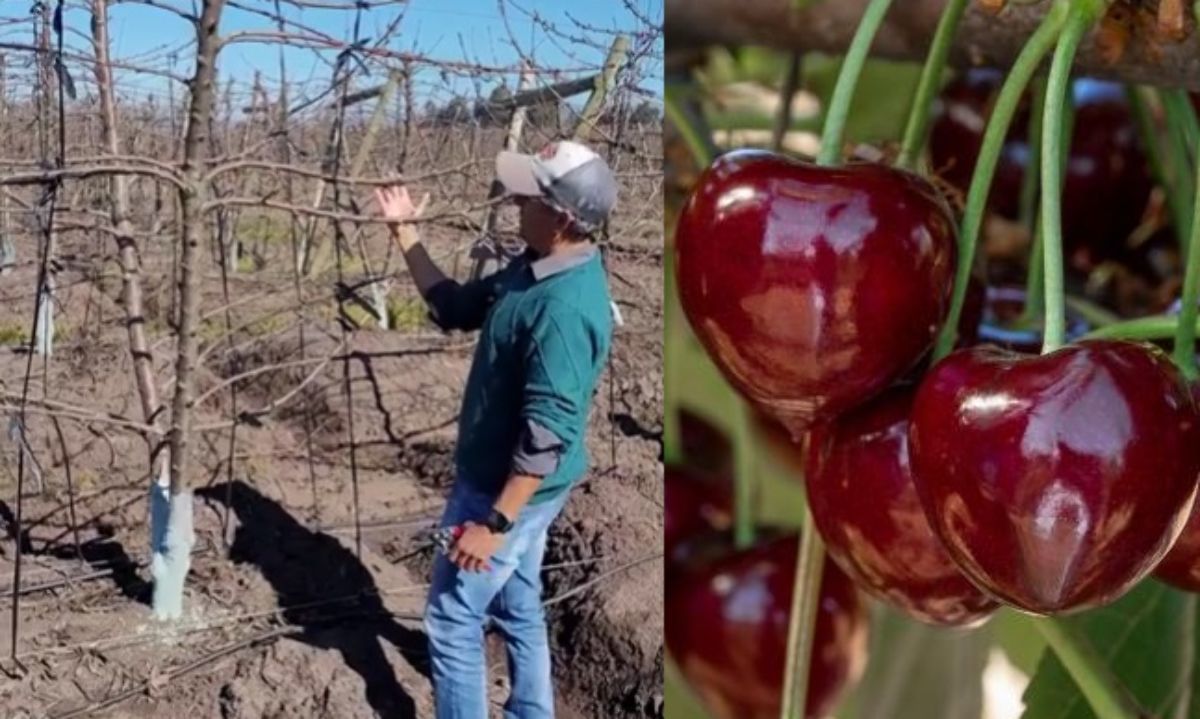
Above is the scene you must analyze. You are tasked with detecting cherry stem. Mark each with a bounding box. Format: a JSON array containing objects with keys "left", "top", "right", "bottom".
[
  {"left": 779, "top": 508, "right": 825, "bottom": 719},
  {"left": 815, "top": 0, "right": 895, "bottom": 166},
  {"left": 733, "top": 401, "right": 757, "bottom": 549},
  {"left": 1083, "top": 315, "right": 1200, "bottom": 342},
  {"left": 1161, "top": 88, "right": 1199, "bottom": 265},
  {"left": 1173, "top": 134, "right": 1200, "bottom": 380},
  {"left": 1023, "top": 76, "right": 1077, "bottom": 331},
  {"left": 1016, "top": 76, "right": 1048, "bottom": 328},
  {"left": 1019, "top": 75, "right": 1049, "bottom": 234},
  {"left": 1162, "top": 89, "right": 1199, "bottom": 157},
  {"left": 1039, "top": 0, "right": 1096, "bottom": 355},
  {"left": 1127, "top": 88, "right": 1193, "bottom": 250},
  {"left": 895, "top": 0, "right": 968, "bottom": 171},
  {"left": 664, "top": 84, "right": 716, "bottom": 169},
  {"left": 1033, "top": 619, "right": 1143, "bottom": 719},
  {"left": 931, "top": 0, "right": 1071, "bottom": 361}
]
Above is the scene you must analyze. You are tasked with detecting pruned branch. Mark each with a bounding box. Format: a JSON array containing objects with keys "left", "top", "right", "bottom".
[{"left": 665, "top": 0, "right": 1200, "bottom": 91}]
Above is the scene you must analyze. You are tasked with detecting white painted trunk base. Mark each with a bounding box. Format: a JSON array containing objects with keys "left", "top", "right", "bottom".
[{"left": 149, "top": 469, "right": 195, "bottom": 620}]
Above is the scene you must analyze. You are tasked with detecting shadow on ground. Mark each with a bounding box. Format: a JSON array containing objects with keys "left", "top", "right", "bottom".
[{"left": 198, "top": 480, "right": 432, "bottom": 719}]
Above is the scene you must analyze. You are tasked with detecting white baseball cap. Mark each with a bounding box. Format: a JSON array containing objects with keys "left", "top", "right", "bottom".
[{"left": 495, "top": 140, "right": 618, "bottom": 232}]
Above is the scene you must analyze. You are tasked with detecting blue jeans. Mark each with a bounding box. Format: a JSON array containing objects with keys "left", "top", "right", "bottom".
[{"left": 424, "top": 481, "right": 569, "bottom": 719}]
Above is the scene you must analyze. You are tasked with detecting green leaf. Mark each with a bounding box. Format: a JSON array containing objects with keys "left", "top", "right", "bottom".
[
  {"left": 993, "top": 608, "right": 1048, "bottom": 676},
  {"left": 1022, "top": 580, "right": 1194, "bottom": 719}
]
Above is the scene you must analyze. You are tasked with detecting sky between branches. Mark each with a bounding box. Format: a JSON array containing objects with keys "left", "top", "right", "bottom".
[{"left": 0, "top": 0, "right": 662, "bottom": 113}]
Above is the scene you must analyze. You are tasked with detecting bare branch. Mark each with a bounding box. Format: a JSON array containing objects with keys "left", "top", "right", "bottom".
[{"left": 665, "top": 0, "right": 1200, "bottom": 91}]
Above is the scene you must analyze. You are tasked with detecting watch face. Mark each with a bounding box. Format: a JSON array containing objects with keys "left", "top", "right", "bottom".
[{"left": 489, "top": 510, "right": 513, "bottom": 533}]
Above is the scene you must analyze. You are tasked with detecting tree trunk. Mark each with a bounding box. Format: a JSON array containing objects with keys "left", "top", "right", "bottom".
[{"left": 154, "top": 0, "right": 225, "bottom": 621}]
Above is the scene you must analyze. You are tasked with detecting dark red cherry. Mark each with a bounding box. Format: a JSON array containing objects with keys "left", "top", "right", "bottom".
[
  {"left": 789, "top": 385, "right": 998, "bottom": 626},
  {"left": 908, "top": 340, "right": 1200, "bottom": 613},
  {"left": 975, "top": 285, "right": 1091, "bottom": 353},
  {"left": 930, "top": 70, "right": 1152, "bottom": 271},
  {"left": 674, "top": 150, "right": 957, "bottom": 437},
  {"left": 665, "top": 464, "right": 732, "bottom": 558},
  {"left": 666, "top": 531, "right": 868, "bottom": 719},
  {"left": 1152, "top": 382, "right": 1200, "bottom": 592}
]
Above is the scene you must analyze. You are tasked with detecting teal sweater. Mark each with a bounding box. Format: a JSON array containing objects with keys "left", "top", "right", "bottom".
[{"left": 426, "top": 246, "right": 613, "bottom": 504}]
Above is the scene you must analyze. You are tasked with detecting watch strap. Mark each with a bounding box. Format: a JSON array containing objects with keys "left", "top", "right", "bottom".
[{"left": 485, "top": 508, "right": 514, "bottom": 534}]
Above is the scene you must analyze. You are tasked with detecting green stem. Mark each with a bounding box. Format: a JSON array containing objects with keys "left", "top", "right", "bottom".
[
  {"left": 1162, "top": 88, "right": 1197, "bottom": 261},
  {"left": 733, "top": 401, "right": 756, "bottom": 549},
  {"left": 1064, "top": 295, "right": 1121, "bottom": 328},
  {"left": 1032, "top": 619, "right": 1142, "bottom": 719},
  {"left": 1083, "top": 315, "right": 1200, "bottom": 342},
  {"left": 895, "top": 0, "right": 968, "bottom": 170},
  {"left": 1127, "top": 87, "right": 1191, "bottom": 246},
  {"left": 1174, "top": 142, "right": 1200, "bottom": 380},
  {"left": 1022, "top": 68, "right": 1074, "bottom": 330},
  {"left": 779, "top": 508, "right": 826, "bottom": 719},
  {"left": 931, "top": 0, "right": 1071, "bottom": 360},
  {"left": 664, "top": 83, "right": 716, "bottom": 168},
  {"left": 1039, "top": 1, "right": 1097, "bottom": 354},
  {"left": 815, "top": 0, "right": 895, "bottom": 166},
  {"left": 1018, "top": 75, "right": 1048, "bottom": 233},
  {"left": 1163, "top": 88, "right": 1200, "bottom": 156},
  {"left": 1016, "top": 75, "right": 1048, "bottom": 328}
]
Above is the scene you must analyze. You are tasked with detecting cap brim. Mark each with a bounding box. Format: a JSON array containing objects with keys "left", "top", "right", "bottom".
[{"left": 496, "top": 151, "right": 544, "bottom": 197}]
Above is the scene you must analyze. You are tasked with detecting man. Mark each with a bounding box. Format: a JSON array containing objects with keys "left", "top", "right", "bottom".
[{"left": 374, "top": 139, "right": 617, "bottom": 718}]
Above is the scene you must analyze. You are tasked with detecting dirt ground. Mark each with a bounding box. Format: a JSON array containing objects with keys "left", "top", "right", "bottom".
[{"left": 0, "top": 194, "right": 664, "bottom": 717}]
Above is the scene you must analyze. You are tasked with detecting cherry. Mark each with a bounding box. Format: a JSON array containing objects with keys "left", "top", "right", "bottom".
[
  {"left": 665, "top": 464, "right": 733, "bottom": 558},
  {"left": 975, "top": 286, "right": 1091, "bottom": 354},
  {"left": 666, "top": 531, "right": 868, "bottom": 719},
  {"left": 754, "top": 385, "right": 998, "bottom": 626},
  {"left": 674, "top": 150, "right": 957, "bottom": 437},
  {"left": 908, "top": 340, "right": 1200, "bottom": 613},
  {"left": 930, "top": 69, "right": 1152, "bottom": 271}
]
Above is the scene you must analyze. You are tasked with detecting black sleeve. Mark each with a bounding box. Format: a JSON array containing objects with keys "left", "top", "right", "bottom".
[
  {"left": 424, "top": 275, "right": 498, "bottom": 332},
  {"left": 510, "top": 418, "right": 564, "bottom": 477}
]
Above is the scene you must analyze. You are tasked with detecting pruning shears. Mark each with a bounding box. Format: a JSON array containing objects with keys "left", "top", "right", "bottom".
[
  {"left": 424, "top": 524, "right": 493, "bottom": 572},
  {"left": 429, "top": 524, "right": 465, "bottom": 552}
]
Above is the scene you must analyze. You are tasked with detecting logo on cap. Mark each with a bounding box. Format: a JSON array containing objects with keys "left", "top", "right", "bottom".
[{"left": 536, "top": 143, "right": 559, "bottom": 161}]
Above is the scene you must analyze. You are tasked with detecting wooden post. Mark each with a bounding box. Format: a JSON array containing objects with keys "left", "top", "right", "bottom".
[
  {"left": 0, "top": 54, "right": 12, "bottom": 276},
  {"left": 91, "top": 0, "right": 163, "bottom": 429},
  {"left": 467, "top": 64, "right": 534, "bottom": 283},
  {"left": 573, "top": 35, "right": 630, "bottom": 142},
  {"left": 304, "top": 69, "right": 402, "bottom": 279}
]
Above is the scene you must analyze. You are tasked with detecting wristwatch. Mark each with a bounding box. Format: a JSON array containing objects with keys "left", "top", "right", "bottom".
[{"left": 483, "top": 508, "right": 514, "bottom": 534}]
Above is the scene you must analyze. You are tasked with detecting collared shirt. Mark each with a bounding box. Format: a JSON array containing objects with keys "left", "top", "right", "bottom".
[{"left": 424, "top": 242, "right": 613, "bottom": 504}]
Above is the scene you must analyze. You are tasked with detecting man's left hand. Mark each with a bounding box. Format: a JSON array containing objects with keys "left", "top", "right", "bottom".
[{"left": 450, "top": 522, "right": 503, "bottom": 573}]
